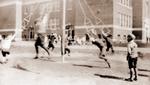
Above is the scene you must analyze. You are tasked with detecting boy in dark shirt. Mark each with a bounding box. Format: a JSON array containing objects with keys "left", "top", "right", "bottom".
[
  {"left": 34, "top": 33, "right": 50, "bottom": 59},
  {"left": 92, "top": 34, "right": 111, "bottom": 68}
]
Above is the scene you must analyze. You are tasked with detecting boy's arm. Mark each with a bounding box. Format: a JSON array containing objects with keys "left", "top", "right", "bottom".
[
  {"left": 10, "top": 28, "right": 18, "bottom": 41},
  {"left": 127, "top": 44, "right": 131, "bottom": 61},
  {"left": 101, "top": 30, "right": 107, "bottom": 40},
  {"left": 127, "top": 44, "right": 131, "bottom": 55},
  {"left": 11, "top": 33, "right": 16, "bottom": 41}
]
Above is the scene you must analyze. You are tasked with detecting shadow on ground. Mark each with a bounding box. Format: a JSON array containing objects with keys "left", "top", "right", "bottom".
[
  {"left": 94, "top": 74, "right": 125, "bottom": 81},
  {"left": 138, "top": 68, "right": 150, "bottom": 77},
  {"left": 95, "top": 72, "right": 150, "bottom": 82},
  {"left": 73, "top": 64, "right": 108, "bottom": 68},
  {"left": 138, "top": 68, "right": 150, "bottom": 72},
  {"left": 138, "top": 74, "right": 150, "bottom": 77}
]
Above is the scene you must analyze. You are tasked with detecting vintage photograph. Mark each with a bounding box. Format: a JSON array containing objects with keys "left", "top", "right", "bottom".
[{"left": 0, "top": 0, "right": 150, "bottom": 85}]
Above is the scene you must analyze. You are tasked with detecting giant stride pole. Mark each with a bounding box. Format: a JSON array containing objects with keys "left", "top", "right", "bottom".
[
  {"left": 61, "top": 0, "right": 66, "bottom": 63},
  {"left": 15, "top": 0, "right": 22, "bottom": 41}
]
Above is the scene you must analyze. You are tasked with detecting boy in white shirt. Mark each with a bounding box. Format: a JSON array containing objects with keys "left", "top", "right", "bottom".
[
  {"left": 0, "top": 33, "right": 16, "bottom": 64},
  {"left": 126, "top": 34, "right": 138, "bottom": 81}
]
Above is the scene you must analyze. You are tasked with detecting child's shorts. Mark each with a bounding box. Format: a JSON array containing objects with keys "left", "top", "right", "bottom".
[
  {"left": 128, "top": 57, "right": 138, "bottom": 69},
  {"left": 1, "top": 50, "right": 10, "bottom": 57}
]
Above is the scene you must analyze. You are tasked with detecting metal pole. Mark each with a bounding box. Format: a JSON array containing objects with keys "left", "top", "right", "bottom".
[{"left": 62, "top": 0, "right": 66, "bottom": 63}]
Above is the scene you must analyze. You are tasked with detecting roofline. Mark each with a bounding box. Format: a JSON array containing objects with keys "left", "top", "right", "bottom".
[
  {"left": 23, "top": 0, "right": 51, "bottom": 5},
  {"left": 0, "top": 1, "right": 16, "bottom": 7},
  {"left": 0, "top": 0, "right": 51, "bottom": 7}
]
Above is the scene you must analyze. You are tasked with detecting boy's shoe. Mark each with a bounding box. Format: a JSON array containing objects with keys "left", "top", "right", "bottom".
[
  {"left": 68, "top": 54, "right": 70, "bottom": 56},
  {"left": 0, "top": 60, "right": 8, "bottom": 64},
  {"left": 134, "top": 77, "right": 137, "bottom": 81},
  {"left": 102, "top": 54, "right": 105, "bottom": 57},
  {"left": 34, "top": 56, "right": 38, "bottom": 59},
  {"left": 125, "top": 78, "right": 133, "bottom": 82},
  {"left": 1, "top": 57, "right": 6, "bottom": 64},
  {"left": 112, "top": 50, "right": 115, "bottom": 53},
  {"left": 0, "top": 61, "right": 4, "bottom": 64}
]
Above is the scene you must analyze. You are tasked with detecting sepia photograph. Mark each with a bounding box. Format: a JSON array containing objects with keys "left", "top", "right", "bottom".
[{"left": 0, "top": 0, "right": 150, "bottom": 85}]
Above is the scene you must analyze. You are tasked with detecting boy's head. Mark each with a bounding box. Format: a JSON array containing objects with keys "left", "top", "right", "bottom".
[
  {"left": 2, "top": 35, "right": 6, "bottom": 39},
  {"left": 37, "top": 33, "right": 41, "bottom": 37},
  {"left": 98, "top": 34, "right": 102, "bottom": 39},
  {"left": 107, "top": 34, "right": 112, "bottom": 38},
  {"left": 127, "top": 34, "right": 135, "bottom": 42}
]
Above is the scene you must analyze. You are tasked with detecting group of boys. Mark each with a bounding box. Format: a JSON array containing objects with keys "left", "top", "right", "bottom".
[{"left": 0, "top": 32, "right": 139, "bottom": 81}]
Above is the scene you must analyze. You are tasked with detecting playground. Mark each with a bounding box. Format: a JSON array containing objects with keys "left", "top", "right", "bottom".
[{"left": 0, "top": 41, "right": 149, "bottom": 85}]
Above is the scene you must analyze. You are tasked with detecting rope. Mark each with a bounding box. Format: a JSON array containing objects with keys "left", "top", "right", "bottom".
[
  {"left": 82, "top": 0, "right": 108, "bottom": 37},
  {"left": 83, "top": 0, "right": 104, "bottom": 25},
  {"left": 78, "top": 0, "right": 94, "bottom": 34},
  {"left": 22, "top": 3, "right": 40, "bottom": 30}
]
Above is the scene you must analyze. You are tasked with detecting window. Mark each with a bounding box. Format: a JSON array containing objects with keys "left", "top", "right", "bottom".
[
  {"left": 121, "top": 13, "right": 123, "bottom": 27},
  {"left": 122, "top": 14, "right": 125, "bottom": 27},
  {"left": 67, "top": 0, "right": 73, "bottom": 10},
  {"left": 123, "top": 14, "right": 126, "bottom": 27},
  {"left": 120, "top": 0, "right": 123, "bottom": 3},
  {"left": 51, "top": 0, "right": 60, "bottom": 12},
  {"left": 128, "top": 15, "right": 131, "bottom": 28},
  {"left": 127, "top": 16, "right": 129, "bottom": 27},
  {"left": 129, "top": 0, "right": 132, "bottom": 7},
  {"left": 119, "top": 13, "right": 121, "bottom": 26},
  {"left": 127, "top": 0, "right": 129, "bottom": 6},
  {"left": 127, "top": 15, "right": 129, "bottom": 27},
  {"left": 125, "top": 15, "right": 128, "bottom": 27},
  {"left": 49, "top": 18, "right": 59, "bottom": 30}
]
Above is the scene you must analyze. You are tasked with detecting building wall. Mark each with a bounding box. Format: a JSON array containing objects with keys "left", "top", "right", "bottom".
[
  {"left": 132, "top": 0, "right": 143, "bottom": 42},
  {"left": 113, "top": 0, "right": 133, "bottom": 41},
  {"left": 0, "top": 4, "right": 16, "bottom": 34},
  {"left": 132, "top": 0, "right": 150, "bottom": 43},
  {"left": 22, "top": 0, "right": 132, "bottom": 42},
  {"left": 21, "top": 0, "right": 73, "bottom": 40},
  {"left": 75, "top": 0, "right": 113, "bottom": 37},
  {"left": 142, "top": 0, "right": 150, "bottom": 43},
  {"left": 86, "top": 0, "right": 113, "bottom": 25},
  {"left": 75, "top": 0, "right": 133, "bottom": 42},
  {"left": 132, "top": 0, "right": 142, "bottom": 28},
  {"left": 0, "top": 0, "right": 134, "bottom": 43},
  {"left": 75, "top": 0, "right": 113, "bottom": 26}
]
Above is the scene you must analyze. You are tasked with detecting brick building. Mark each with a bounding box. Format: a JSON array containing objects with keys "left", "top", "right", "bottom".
[
  {"left": 0, "top": 1, "right": 16, "bottom": 35},
  {"left": 0, "top": 0, "right": 22, "bottom": 40},
  {"left": 21, "top": 0, "right": 133, "bottom": 42},
  {"left": 22, "top": 0, "right": 75, "bottom": 40},
  {"left": 75, "top": 0, "right": 133, "bottom": 42},
  {"left": 2, "top": 0, "right": 148, "bottom": 43}
]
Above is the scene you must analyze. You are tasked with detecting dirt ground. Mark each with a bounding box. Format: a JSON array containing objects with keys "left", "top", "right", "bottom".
[{"left": 0, "top": 41, "right": 149, "bottom": 85}]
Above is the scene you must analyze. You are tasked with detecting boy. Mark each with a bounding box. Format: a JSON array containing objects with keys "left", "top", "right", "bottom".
[
  {"left": 47, "top": 34, "right": 55, "bottom": 51},
  {"left": 92, "top": 34, "right": 111, "bottom": 68},
  {"left": 0, "top": 34, "right": 16, "bottom": 64},
  {"left": 34, "top": 33, "right": 50, "bottom": 59},
  {"left": 126, "top": 34, "right": 138, "bottom": 81},
  {"left": 102, "top": 31, "right": 114, "bottom": 53}
]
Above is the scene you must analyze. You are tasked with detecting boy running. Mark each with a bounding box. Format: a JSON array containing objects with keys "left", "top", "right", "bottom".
[
  {"left": 91, "top": 34, "right": 111, "bottom": 68},
  {"left": 34, "top": 33, "right": 50, "bottom": 59},
  {"left": 0, "top": 33, "right": 16, "bottom": 64}
]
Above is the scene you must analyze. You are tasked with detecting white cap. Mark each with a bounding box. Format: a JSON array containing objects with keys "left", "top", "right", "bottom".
[{"left": 128, "top": 33, "right": 136, "bottom": 40}]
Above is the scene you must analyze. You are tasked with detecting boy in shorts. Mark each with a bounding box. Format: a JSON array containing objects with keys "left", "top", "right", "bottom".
[
  {"left": 0, "top": 34, "right": 16, "bottom": 64},
  {"left": 126, "top": 34, "right": 138, "bottom": 81},
  {"left": 34, "top": 33, "right": 50, "bottom": 59}
]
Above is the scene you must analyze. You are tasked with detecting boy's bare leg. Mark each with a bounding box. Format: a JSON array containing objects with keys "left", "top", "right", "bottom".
[{"left": 99, "top": 55, "right": 111, "bottom": 68}]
